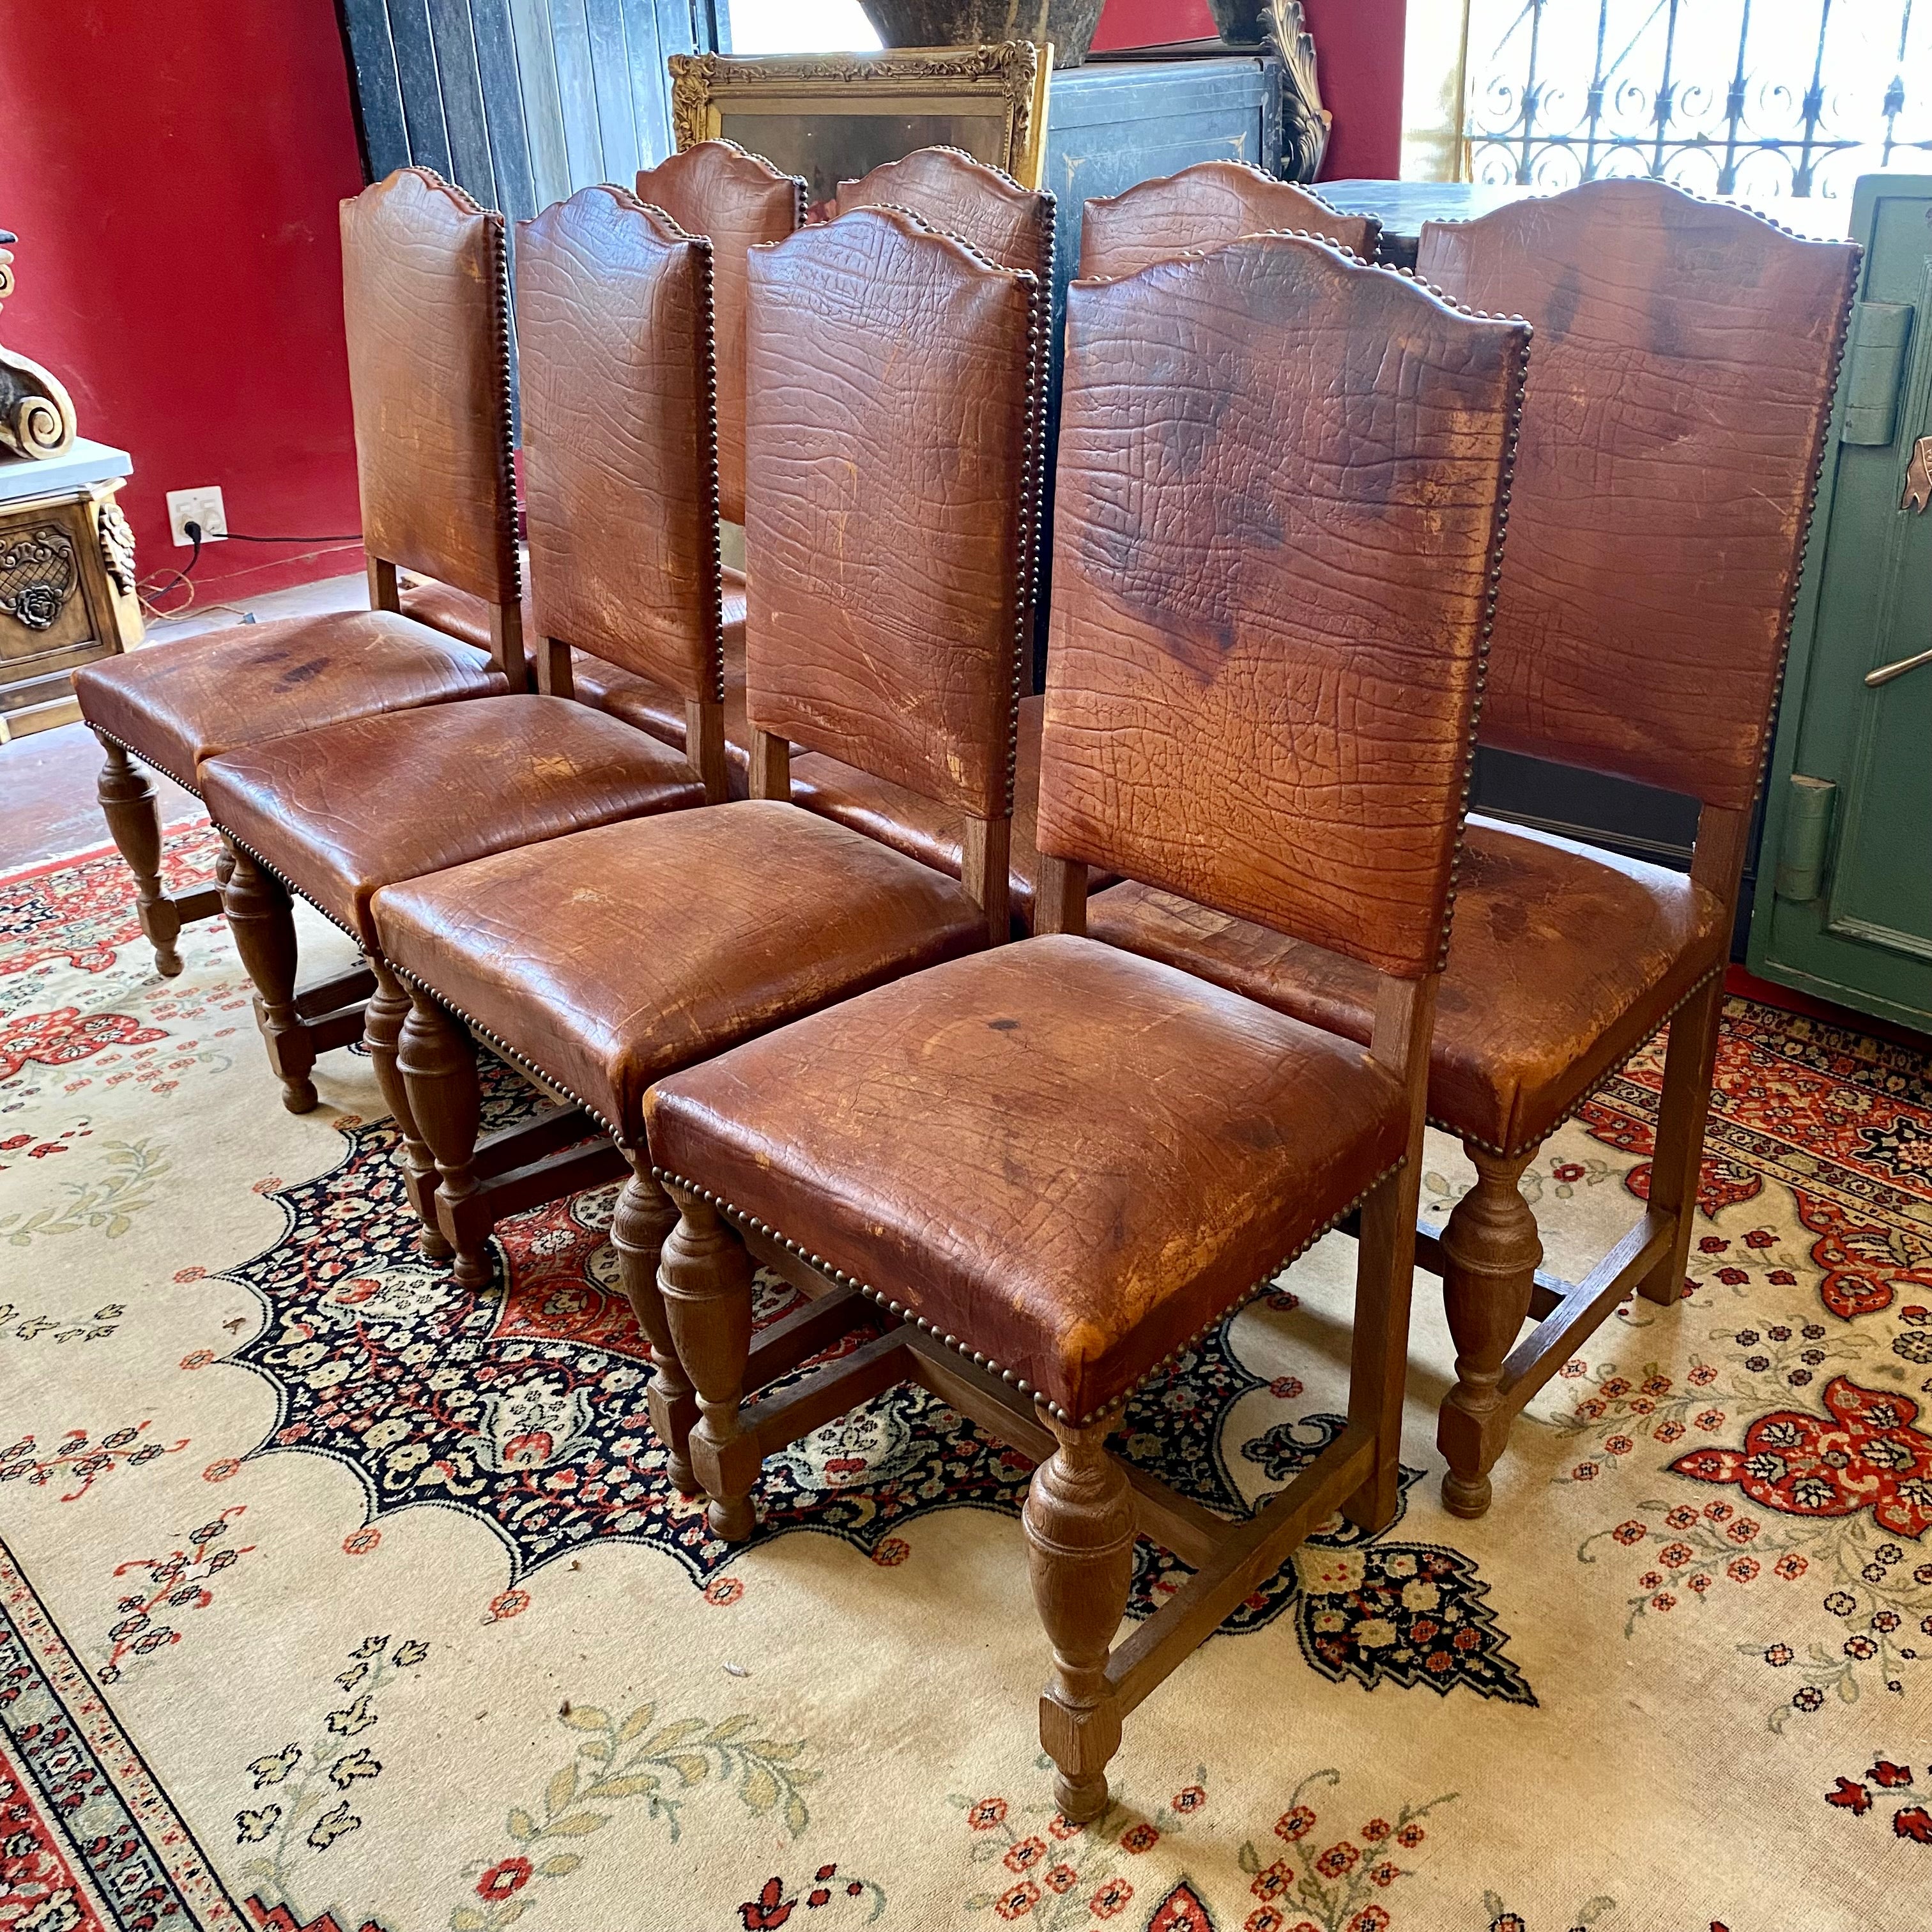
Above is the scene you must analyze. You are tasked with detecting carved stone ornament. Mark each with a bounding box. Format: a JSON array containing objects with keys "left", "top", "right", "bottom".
[
  {"left": 669, "top": 43, "right": 1046, "bottom": 190},
  {"left": 0, "top": 233, "right": 79, "bottom": 461},
  {"left": 0, "top": 524, "right": 77, "bottom": 631},
  {"left": 1267, "top": 0, "right": 1331, "bottom": 184},
  {"left": 98, "top": 498, "right": 137, "bottom": 597}
]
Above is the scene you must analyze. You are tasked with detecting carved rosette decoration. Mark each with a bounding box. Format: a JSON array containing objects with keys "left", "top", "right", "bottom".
[
  {"left": 0, "top": 525, "right": 78, "bottom": 632},
  {"left": 1266, "top": 0, "right": 1332, "bottom": 184},
  {"left": 0, "top": 231, "right": 80, "bottom": 461},
  {"left": 669, "top": 43, "right": 1043, "bottom": 183}
]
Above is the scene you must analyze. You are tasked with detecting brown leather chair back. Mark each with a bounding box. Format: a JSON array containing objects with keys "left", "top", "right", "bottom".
[
  {"left": 518, "top": 185, "right": 722, "bottom": 710},
  {"left": 1417, "top": 180, "right": 1858, "bottom": 811},
  {"left": 835, "top": 147, "right": 1054, "bottom": 284},
  {"left": 340, "top": 168, "right": 519, "bottom": 611},
  {"left": 1037, "top": 234, "right": 1528, "bottom": 979},
  {"left": 1079, "top": 161, "right": 1379, "bottom": 278},
  {"left": 638, "top": 141, "right": 806, "bottom": 525},
  {"left": 743, "top": 207, "right": 1042, "bottom": 820}
]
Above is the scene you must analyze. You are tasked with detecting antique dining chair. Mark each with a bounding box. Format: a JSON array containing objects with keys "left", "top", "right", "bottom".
[
  {"left": 394, "top": 139, "right": 805, "bottom": 785},
  {"left": 1085, "top": 180, "right": 1859, "bottom": 1519},
  {"left": 197, "top": 185, "right": 728, "bottom": 1181},
  {"left": 776, "top": 146, "right": 1071, "bottom": 930},
  {"left": 369, "top": 208, "right": 1041, "bottom": 1410},
  {"left": 1077, "top": 158, "right": 1381, "bottom": 276},
  {"left": 641, "top": 231, "right": 1527, "bottom": 1818},
  {"left": 75, "top": 167, "right": 526, "bottom": 984}
]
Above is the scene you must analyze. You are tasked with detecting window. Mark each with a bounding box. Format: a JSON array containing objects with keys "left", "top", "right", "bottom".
[{"left": 1460, "top": 0, "right": 1931, "bottom": 206}]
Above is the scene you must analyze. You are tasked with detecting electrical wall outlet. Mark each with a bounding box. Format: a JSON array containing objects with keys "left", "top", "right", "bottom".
[{"left": 165, "top": 486, "right": 227, "bottom": 547}]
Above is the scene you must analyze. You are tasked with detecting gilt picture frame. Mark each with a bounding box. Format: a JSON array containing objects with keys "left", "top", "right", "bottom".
[{"left": 668, "top": 43, "right": 1052, "bottom": 215}]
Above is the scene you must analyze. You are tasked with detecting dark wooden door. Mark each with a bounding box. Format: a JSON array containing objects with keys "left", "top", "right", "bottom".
[{"left": 335, "top": 0, "right": 724, "bottom": 216}]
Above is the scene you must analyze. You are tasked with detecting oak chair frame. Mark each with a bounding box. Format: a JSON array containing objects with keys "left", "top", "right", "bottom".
[
  {"left": 216, "top": 185, "right": 731, "bottom": 1218},
  {"left": 91, "top": 166, "right": 523, "bottom": 1077},
  {"left": 643, "top": 233, "right": 1529, "bottom": 1816},
  {"left": 394, "top": 208, "right": 1045, "bottom": 1301}
]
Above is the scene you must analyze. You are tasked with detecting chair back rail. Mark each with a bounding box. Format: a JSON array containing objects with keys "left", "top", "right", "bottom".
[
  {"left": 518, "top": 184, "right": 726, "bottom": 788},
  {"left": 1418, "top": 179, "right": 1859, "bottom": 813},
  {"left": 638, "top": 141, "right": 807, "bottom": 527},
  {"left": 1079, "top": 161, "right": 1381, "bottom": 279},
  {"left": 341, "top": 167, "right": 523, "bottom": 684},
  {"left": 1035, "top": 233, "right": 1529, "bottom": 982},
  {"left": 742, "top": 207, "right": 1043, "bottom": 937}
]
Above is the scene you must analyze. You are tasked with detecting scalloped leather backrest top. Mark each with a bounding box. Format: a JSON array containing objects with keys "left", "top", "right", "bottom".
[
  {"left": 1037, "top": 234, "right": 1529, "bottom": 981},
  {"left": 1078, "top": 160, "right": 1379, "bottom": 279},
  {"left": 638, "top": 141, "right": 804, "bottom": 525},
  {"left": 743, "top": 208, "right": 1040, "bottom": 819},
  {"left": 835, "top": 146, "right": 1054, "bottom": 283},
  {"left": 1418, "top": 178, "right": 1859, "bottom": 810},
  {"left": 340, "top": 168, "right": 519, "bottom": 606},
  {"left": 518, "top": 186, "right": 722, "bottom": 707}
]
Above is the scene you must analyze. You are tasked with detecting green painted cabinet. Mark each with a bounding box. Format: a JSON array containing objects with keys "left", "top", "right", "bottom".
[{"left": 1749, "top": 174, "right": 1932, "bottom": 1033}]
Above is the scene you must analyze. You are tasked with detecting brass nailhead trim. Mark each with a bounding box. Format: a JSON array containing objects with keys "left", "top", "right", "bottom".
[{"left": 653, "top": 1151, "right": 1406, "bottom": 1429}]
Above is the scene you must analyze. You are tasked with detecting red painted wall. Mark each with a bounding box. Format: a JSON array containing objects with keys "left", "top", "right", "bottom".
[
  {"left": 1091, "top": 0, "right": 1406, "bottom": 181},
  {"left": 0, "top": 1, "right": 367, "bottom": 602}
]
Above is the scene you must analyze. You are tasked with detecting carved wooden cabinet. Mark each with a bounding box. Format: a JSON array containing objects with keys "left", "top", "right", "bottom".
[{"left": 0, "top": 441, "right": 143, "bottom": 740}]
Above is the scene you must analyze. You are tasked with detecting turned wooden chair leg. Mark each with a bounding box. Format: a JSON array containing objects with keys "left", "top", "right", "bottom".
[
  {"left": 363, "top": 959, "right": 451, "bottom": 1261},
  {"left": 1344, "top": 1165, "right": 1420, "bottom": 1533},
  {"left": 1638, "top": 974, "right": 1726, "bottom": 1308},
  {"left": 613, "top": 1158, "right": 700, "bottom": 1496},
  {"left": 657, "top": 1187, "right": 756, "bottom": 1540},
  {"left": 397, "top": 989, "right": 490, "bottom": 1289},
  {"left": 1437, "top": 1143, "right": 1542, "bottom": 1519},
  {"left": 1023, "top": 1408, "right": 1135, "bottom": 1825},
  {"left": 221, "top": 845, "right": 318, "bottom": 1114},
  {"left": 96, "top": 736, "right": 185, "bottom": 977}
]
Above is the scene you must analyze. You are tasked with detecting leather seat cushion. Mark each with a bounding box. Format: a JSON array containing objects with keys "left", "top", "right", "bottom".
[
  {"left": 372, "top": 801, "right": 988, "bottom": 1138},
  {"left": 200, "top": 696, "right": 705, "bottom": 949},
  {"left": 401, "top": 569, "right": 751, "bottom": 782},
  {"left": 73, "top": 610, "right": 504, "bottom": 791},
  {"left": 645, "top": 935, "right": 1408, "bottom": 1420},
  {"left": 1089, "top": 817, "right": 1728, "bottom": 1158},
  {"left": 788, "top": 696, "right": 1114, "bottom": 931}
]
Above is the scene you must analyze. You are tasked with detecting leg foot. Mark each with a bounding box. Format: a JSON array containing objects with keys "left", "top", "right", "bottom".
[
  {"left": 221, "top": 844, "right": 317, "bottom": 1112},
  {"left": 365, "top": 958, "right": 450, "bottom": 1261},
  {"left": 1638, "top": 976, "right": 1725, "bottom": 1307},
  {"left": 1023, "top": 1407, "right": 1134, "bottom": 1823},
  {"left": 397, "top": 990, "right": 489, "bottom": 1287},
  {"left": 613, "top": 1160, "right": 699, "bottom": 1495},
  {"left": 1438, "top": 1144, "right": 1541, "bottom": 1520},
  {"left": 96, "top": 737, "right": 183, "bottom": 976},
  {"left": 657, "top": 1189, "right": 756, "bottom": 1540}
]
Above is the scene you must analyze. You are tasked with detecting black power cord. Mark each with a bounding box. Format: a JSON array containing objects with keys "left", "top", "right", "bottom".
[{"left": 220, "top": 530, "right": 363, "bottom": 544}]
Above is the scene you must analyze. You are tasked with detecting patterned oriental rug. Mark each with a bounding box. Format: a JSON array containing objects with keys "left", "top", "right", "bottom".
[{"left": 3, "top": 825, "right": 1931, "bottom": 1932}]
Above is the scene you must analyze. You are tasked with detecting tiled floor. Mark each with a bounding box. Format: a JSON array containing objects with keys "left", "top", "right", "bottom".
[{"left": 2, "top": 571, "right": 367, "bottom": 870}]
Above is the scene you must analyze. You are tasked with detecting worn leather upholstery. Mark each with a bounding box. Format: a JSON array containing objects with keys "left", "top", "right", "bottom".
[
  {"left": 397, "top": 571, "right": 749, "bottom": 763},
  {"left": 638, "top": 141, "right": 804, "bottom": 525},
  {"left": 374, "top": 805, "right": 988, "bottom": 1137},
  {"left": 835, "top": 148, "right": 1054, "bottom": 280},
  {"left": 519, "top": 187, "right": 724, "bottom": 709},
  {"left": 1079, "top": 161, "right": 1380, "bottom": 278},
  {"left": 643, "top": 233, "right": 1520, "bottom": 1420},
  {"left": 1091, "top": 816, "right": 1728, "bottom": 1157},
  {"left": 647, "top": 935, "right": 1407, "bottom": 1420},
  {"left": 746, "top": 208, "right": 1038, "bottom": 818},
  {"left": 1417, "top": 180, "right": 1859, "bottom": 810},
  {"left": 788, "top": 696, "right": 1114, "bottom": 931},
  {"left": 200, "top": 696, "right": 703, "bottom": 948},
  {"left": 73, "top": 613, "right": 503, "bottom": 792},
  {"left": 342, "top": 169, "right": 520, "bottom": 606},
  {"left": 1038, "top": 233, "right": 1528, "bottom": 977}
]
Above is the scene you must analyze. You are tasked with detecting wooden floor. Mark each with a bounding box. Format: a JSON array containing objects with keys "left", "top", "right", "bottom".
[{"left": 1, "top": 572, "right": 365, "bottom": 870}]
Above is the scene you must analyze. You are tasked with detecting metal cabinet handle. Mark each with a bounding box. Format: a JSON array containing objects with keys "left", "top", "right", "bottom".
[{"left": 1867, "top": 645, "right": 1932, "bottom": 687}]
